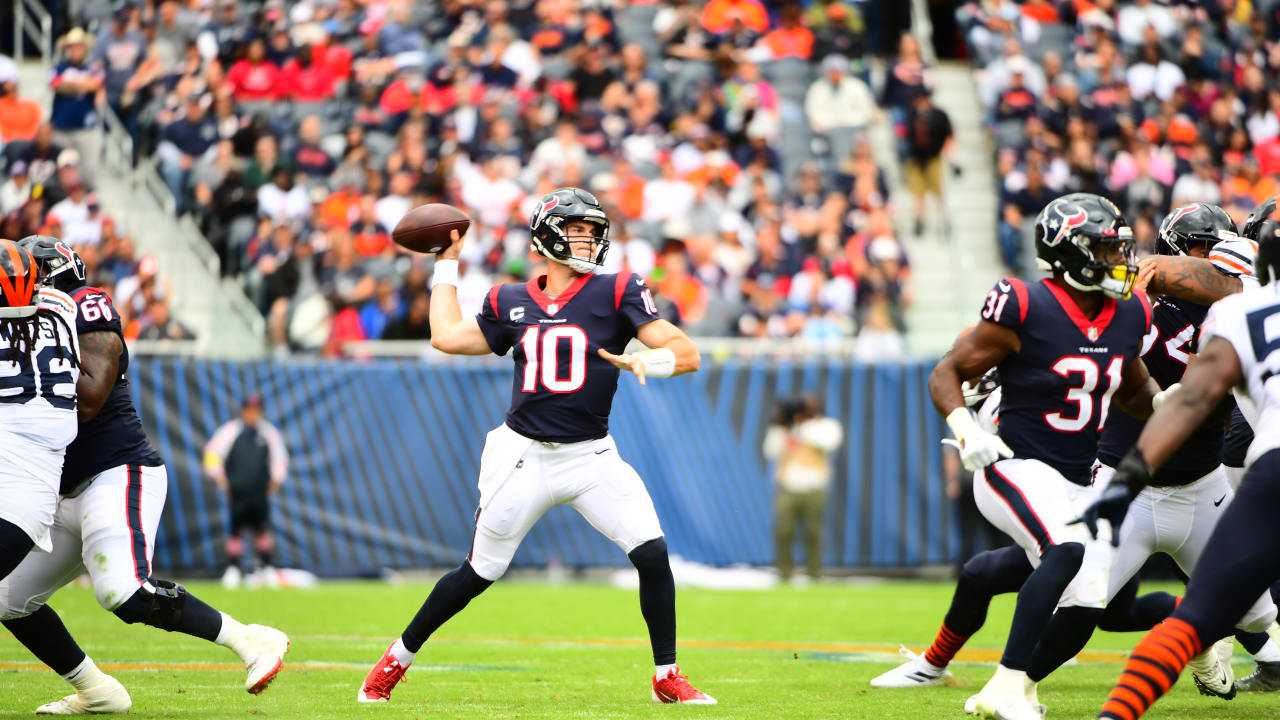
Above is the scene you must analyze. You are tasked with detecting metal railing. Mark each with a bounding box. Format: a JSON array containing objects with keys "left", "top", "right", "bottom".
[{"left": 12, "top": 0, "right": 52, "bottom": 66}]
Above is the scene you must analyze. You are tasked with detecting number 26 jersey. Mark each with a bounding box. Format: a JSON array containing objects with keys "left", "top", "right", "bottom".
[
  {"left": 979, "top": 277, "right": 1151, "bottom": 485},
  {"left": 475, "top": 272, "right": 661, "bottom": 443},
  {"left": 0, "top": 287, "right": 80, "bottom": 455}
]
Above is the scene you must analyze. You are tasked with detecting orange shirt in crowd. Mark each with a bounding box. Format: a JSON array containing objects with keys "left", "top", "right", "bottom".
[
  {"left": 700, "top": 0, "right": 770, "bottom": 34},
  {"left": 321, "top": 190, "right": 361, "bottom": 229},
  {"left": 763, "top": 26, "right": 815, "bottom": 60},
  {"left": 0, "top": 94, "right": 42, "bottom": 142}
]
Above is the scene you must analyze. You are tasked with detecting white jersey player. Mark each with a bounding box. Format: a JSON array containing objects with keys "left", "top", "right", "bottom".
[{"left": 0, "top": 241, "right": 80, "bottom": 569}]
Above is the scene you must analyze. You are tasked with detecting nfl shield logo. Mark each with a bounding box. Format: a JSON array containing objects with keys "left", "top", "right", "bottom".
[
  {"left": 1087, "top": 327, "right": 1099, "bottom": 342},
  {"left": 548, "top": 303, "right": 559, "bottom": 314}
]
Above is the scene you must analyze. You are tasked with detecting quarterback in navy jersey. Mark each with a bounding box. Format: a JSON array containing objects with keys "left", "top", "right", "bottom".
[
  {"left": 922, "top": 193, "right": 1161, "bottom": 720},
  {"left": 358, "top": 187, "right": 716, "bottom": 705},
  {"left": 0, "top": 237, "right": 288, "bottom": 715}
]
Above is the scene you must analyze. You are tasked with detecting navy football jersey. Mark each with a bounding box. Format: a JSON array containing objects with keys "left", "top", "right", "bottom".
[
  {"left": 61, "top": 287, "right": 163, "bottom": 494},
  {"left": 982, "top": 278, "right": 1152, "bottom": 485},
  {"left": 475, "top": 272, "right": 661, "bottom": 443},
  {"left": 1096, "top": 296, "right": 1225, "bottom": 484}
]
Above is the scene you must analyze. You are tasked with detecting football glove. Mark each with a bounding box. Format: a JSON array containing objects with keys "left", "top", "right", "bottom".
[
  {"left": 1152, "top": 382, "right": 1181, "bottom": 412},
  {"left": 1072, "top": 446, "right": 1150, "bottom": 545},
  {"left": 945, "top": 408, "right": 1014, "bottom": 472}
]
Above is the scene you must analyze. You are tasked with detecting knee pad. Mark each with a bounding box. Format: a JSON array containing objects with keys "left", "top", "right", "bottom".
[
  {"left": 627, "top": 537, "right": 669, "bottom": 574},
  {"left": 112, "top": 579, "right": 188, "bottom": 632},
  {"left": 255, "top": 533, "right": 275, "bottom": 554}
]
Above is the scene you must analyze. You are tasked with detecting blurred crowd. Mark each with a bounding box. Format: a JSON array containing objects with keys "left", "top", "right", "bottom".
[
  {"left": 8, "top": 0, "right": 927, "bottom": 356},
  {"left": 967, "top": 0, "right": 1280, "bottom": 275},
  {"left": 1, "top": 51, "right": 189, "bottom": 341}
]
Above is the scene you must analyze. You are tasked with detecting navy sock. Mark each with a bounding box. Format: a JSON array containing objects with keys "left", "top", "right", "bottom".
[
  {"left": 2, "top": 605, "right": 87, "bottom": 675},
  {"left": 944, "top": 546, "right": 1033, "bottom": 637},
  {"left": 1098, "top": 578, "right": 1177, "bottom": 632},
  {"left": 1237, "top": 630, "right": 1271, "bottom": 655},
  {"left": 0, "top": 518, "right": 34, "bottom": 580}
]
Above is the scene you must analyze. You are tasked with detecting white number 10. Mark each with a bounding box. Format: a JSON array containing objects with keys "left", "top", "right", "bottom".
[{"left": 519, "top": 325, "right": 588, "bottom": 393}]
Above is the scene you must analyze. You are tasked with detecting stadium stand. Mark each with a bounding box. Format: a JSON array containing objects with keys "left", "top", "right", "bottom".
[{"left": 9, "top": 0, "right": 927, "bottom": 356}]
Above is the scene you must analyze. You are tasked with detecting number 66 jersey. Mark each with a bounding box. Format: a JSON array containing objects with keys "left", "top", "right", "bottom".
[
  {"left": 980, "top": 277, "right": 1152, "bottom": 485},
  {"left": 1200, "top": 284, "right": 1280, "bottom": 468}
]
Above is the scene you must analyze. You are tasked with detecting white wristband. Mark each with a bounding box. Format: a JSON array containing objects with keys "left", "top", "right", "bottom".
[
  {"left": 635, "top": 348, "right": 676, "bottom": 378},
  {"left": 945, "top": 407, "right": 978, "bottom": 443},
  {"left": 431, "top": 259, "right": 459, "bottom": 288}
]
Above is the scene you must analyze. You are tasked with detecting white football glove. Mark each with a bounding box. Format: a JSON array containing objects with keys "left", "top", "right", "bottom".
[
  {"left": 945, "top": 408, "right": 1015, "bottom": 472},
  {"left": 1152, "top": 382, "right": 1180, "bottom": 412}
]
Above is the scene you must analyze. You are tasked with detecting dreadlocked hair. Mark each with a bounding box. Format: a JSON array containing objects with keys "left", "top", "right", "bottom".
[{"left": 1, "top": 308, "right": 79, "bottom": 368}]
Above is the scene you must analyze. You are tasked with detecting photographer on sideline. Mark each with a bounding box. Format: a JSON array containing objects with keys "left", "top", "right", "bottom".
[{"left": 763, "top": 395, "right": 843, "bottom": 582}]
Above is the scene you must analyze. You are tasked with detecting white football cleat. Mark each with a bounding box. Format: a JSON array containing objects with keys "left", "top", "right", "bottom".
[
  {"left": 965, "top": 667, "right": 1044, "bottom": 720},
  {"left": 1188, "top": 638, "right": 1236, "bottom": 700},
  {"left": 243, "top": 624, "right": 290, "bottom": 694},
  {"left": 870, "top": 646, "right": 951, "bottom": 688},
  {"left": 35, "top": 675, "right": 131, "bottom": 714}
]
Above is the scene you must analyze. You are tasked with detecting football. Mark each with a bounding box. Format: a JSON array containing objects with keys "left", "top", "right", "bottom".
[{"left": 392, "top": 203, "right": 471, "bottom": 254}]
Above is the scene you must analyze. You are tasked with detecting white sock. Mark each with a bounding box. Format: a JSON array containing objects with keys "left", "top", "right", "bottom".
[
  {"left": 1254, "top": 639, "right": 1280, "bottom": 663},
  {"left": 215, "top": 613, "right": 253, "bottom": 660},
  {"left": 655, "top": 663, "right": 677, "bottom": 679},
  {"left": 62, "top": 656, "right": 106, "bottom": 692},
  {"left": 389, "top": 637, "right": 416, "bottom": 667}
]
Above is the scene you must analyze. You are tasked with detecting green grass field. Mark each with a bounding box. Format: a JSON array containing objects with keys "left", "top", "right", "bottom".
[{"left": 0, "top": 579, "right": 1271, "bottom": 719}]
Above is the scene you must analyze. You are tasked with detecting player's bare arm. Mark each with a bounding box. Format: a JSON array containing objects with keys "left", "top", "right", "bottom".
[
  {"left": 428, "top": 229, "right": 492, "bottom": 356},
  {"left": 1135, "top": 336, "right": 1241, "bottom": 471},
  {"left": 75, "top": 330, "right": 122, "bottom": 422},
  {"left": 1110, "top": 356, "right": 1160, "bottom": 420},
  {"left": 599, "top": 319, "right": 700, "bottom": 386},
  {"left": 928, "top": 320, "right": 1018, "bottom": 416},
  {"left": 1141, "top": 255, "right": 1242, "bottom": 305}
]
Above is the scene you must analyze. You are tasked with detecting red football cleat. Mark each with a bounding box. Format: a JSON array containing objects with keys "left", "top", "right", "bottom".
[
  {"left": 357, "top": 643, "right": 410, "bottom": 703},
  {"left": 651, "top": 666, "right": 717, "bottom": 705}
]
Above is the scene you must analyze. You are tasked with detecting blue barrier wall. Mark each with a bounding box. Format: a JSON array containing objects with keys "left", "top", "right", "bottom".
[{"left": 132, "top": 357, "right": 960, "bottom": 574}]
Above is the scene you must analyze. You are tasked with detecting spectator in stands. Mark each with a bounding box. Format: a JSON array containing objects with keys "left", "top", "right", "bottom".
[
  {"left": 700, "top": 0, "right": 769, "bottom": 36},
  {"left": 157, "top": 94, "right": 218, "bottom": 213},
  {"left": 0, "top": 61, "right": 41, "bottom": 143},
  {"left": 50, "top": 28, "right": 103, "bottom": 188},
  {"left": 291, "top": 115, "right": 336, "bottom": 183},
  {"left": 805, "top": 55, "right": 876, "bottom": 170},
  {"left": 258, "top": 165, "right": 310, "bottom": 223},
  {"left": 762, "top": 3, "right": 815, "bottom": 61},
  {"left": 279, "top": 45, "right": 338, "bottom": 103},
  {"left": 763, "top": 394, "right": 842, "bottom": 582},
  {"left": 93, "top": 8, "right": 146, "bottom": 142},
  {"left": 1116, "top": 0, "right": 1177, "bottom": 49},
  {"left": 137, "top": 297, "right": 194, "bottom": 340},
  {"left": 1, "top": 162, "right": 30, "bottom": 216},
  {"left": 226, "top": 38, "right": 282, "bottom": 105},
  {"left": 882, "top": 34, "right": 932, "bottom": 137},
  {"left": 152, "top": 0, "right": 196, "bottom": 77},
  {"left": 903, "top": 92, "right": 953, "bottom": 237},
  {"left": 382, "top": 290, "right": 430, "bottom": 340}
]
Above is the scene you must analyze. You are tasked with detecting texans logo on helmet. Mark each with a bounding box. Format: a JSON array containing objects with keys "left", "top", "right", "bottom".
[
  {"left": 54, "top": 242, "right": 75, "bottom": 265},
  {"left": 1050, "top": 207, "right": 1088, "bottom": 246},
  {"left": 533, "top": 196, "right": 559, "bottom": 229}
]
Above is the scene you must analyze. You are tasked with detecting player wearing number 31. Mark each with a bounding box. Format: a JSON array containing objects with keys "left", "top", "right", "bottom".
[
  {"left": 926, "top": 193, "right": 1162, "bottom": 720},
  {"left": 358, "top": 187, "right": 716, "bottom": 705}
]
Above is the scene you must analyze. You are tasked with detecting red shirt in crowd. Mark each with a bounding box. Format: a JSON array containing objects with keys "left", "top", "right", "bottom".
[
  {"left": 226, "top": 59, "right": 283, "bottom": 101},
  {"left": 279, "top": 59, "right": 337, "bottom": 102}
]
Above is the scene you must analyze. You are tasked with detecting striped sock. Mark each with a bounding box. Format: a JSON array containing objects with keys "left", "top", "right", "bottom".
[
  {"left": 1099, "top": 617, "right": 1202, "bottom": 720},
  {"left": 923, "top": 622, "right": 968, "bottom": 668}
]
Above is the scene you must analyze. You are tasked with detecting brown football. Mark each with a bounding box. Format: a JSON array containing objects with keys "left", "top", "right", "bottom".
[{"left": 392, "top": 203, "right": 471, "bottom": 254}]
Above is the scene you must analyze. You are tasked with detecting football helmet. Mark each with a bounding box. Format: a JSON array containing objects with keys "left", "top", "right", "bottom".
[
  {"left": 1242, "top": 196, "right": 1277, "bottom": 242},
  {"left": 18, "top": 234, "right": 86, "bottom": 294},
  {"left": 1034, "top": 193, "right": 1137, "bottom": 299},
  {"left": 1158, "top": 203, "right": 1238, "bottom": 256},
  {"left": 0, "top": 239, "right": 39, "bottom": 318},
  {"left": 1255, "top": 218, "right": 1280, "bottom": 286},
  {"left": 529, "top": 187, "right": 610, "bottom": 275}
]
